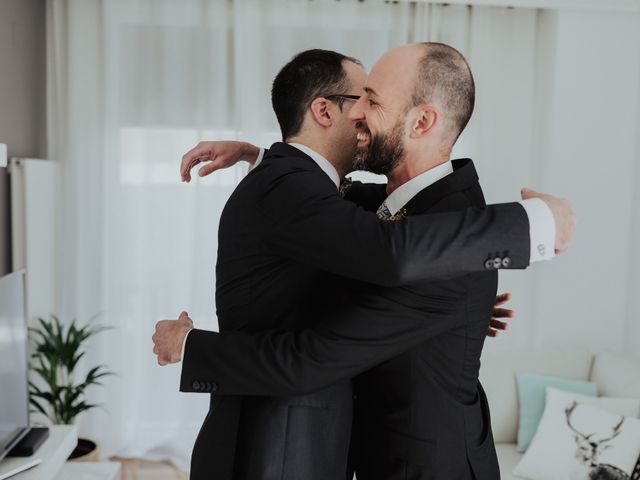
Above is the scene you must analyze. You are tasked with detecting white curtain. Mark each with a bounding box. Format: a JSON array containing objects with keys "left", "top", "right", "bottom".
[
  {"left": 45, "top": 0, "right": 419, "bottom": 469},
  {"left": 46, "top": 0, "right": 640, "bottom": 471}
]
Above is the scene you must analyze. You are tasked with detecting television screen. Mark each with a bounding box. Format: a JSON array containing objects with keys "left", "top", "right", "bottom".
[{"left": 0, "top": 271, "right": 30, "bottom": 462}]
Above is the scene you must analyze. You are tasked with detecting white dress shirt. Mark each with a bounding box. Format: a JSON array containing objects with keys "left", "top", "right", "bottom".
[
  {"left": 382, "top": 161, "right": 454, "bottom": 215},
  {"left": 180, "top": 145, "right": 555, "bottom": 361}
]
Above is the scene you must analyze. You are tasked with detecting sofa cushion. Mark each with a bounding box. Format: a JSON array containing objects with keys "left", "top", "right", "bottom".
[
  {"left": 591, "top": 350, "right": 640, "bottom": 398},
  {"left": 516, "top": 372, "right": 597, "bottom": 452},
  {"left": 479, "top": 346, "right": 593, "bottom": 443},
  {"left": 513, "top": 387, "right": 640, "bottom": 480}
]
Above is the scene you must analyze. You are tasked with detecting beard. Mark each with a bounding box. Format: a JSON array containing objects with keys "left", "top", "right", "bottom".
[{"left": 353, "top": 119, "right": 405, "bottom": 175}]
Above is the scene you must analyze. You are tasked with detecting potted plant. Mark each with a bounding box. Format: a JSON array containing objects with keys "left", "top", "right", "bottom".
[{"left": 28, "top": 314, "right": 113, "bottom": 461}]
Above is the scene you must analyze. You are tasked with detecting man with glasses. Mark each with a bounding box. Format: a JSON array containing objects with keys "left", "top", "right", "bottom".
[{"left": 153, "top": 48, "right": 574, "bottom": 480}]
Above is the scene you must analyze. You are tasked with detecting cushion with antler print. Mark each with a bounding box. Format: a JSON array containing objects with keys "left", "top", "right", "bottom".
[
  {"left": 632, "top": 455, "right": 640, "bottom": 480},
  {"left": 516, "top": 372, "right": 598, "bottom": 452},
  {"left": 514, "top": 387, "right": 640, "bottom": 480}
]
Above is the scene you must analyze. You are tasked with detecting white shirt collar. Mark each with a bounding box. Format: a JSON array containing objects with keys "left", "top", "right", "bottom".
[
  {"left": 384, "top": 161, "right": 454, "bottom": 215},
  {"left": 288, "top": 143, "right": 340, "bottom": 190}
]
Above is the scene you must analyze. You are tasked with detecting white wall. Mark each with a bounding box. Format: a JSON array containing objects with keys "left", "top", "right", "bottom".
[
  {"left": 479, "top": 8, "right": 640, "bottom": 357},
  {"left": 0, "top": 0, "right": 46, "bottom": 276}
]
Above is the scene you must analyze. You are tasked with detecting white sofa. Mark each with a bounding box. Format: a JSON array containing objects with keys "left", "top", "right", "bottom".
[{"left": 479, "top": 347, "right": 640, "bottom": 480}]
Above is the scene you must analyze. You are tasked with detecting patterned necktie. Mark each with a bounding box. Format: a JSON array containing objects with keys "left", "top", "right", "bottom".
[{"left": 377, "top": 201, "right": 392, "bottom": 220}]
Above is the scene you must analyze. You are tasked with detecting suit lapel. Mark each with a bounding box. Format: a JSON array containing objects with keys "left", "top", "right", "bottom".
[{"left": 403, "top": 158, "right": 479, "bottom": 216}]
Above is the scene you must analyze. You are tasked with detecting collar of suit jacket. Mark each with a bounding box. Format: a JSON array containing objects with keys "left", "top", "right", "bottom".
[
  {"left": 383, "top": 160, "right": 454, "bottom": 215},
  {"left": 281, "top": 143, "right": 341, "bottom": 190},
  {"left": 402, "top": 158, "right": 480, "bottom": 215}
]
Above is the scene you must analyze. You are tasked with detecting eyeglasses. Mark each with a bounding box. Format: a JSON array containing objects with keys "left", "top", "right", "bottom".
[{"left": 325, "top": 94, "right": 361, "bottom": 102}]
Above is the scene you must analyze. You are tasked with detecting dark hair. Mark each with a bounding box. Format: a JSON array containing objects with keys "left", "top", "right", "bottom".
[
  {"left": 411, "top": 42, "right": 475, "bottom": 146},
  {"left": 271, "top": 49, "right": 362, "bottom": 141}
]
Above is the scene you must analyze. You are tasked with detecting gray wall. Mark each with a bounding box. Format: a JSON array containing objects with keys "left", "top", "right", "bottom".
[{"left": 0, "top": 0, "right": 46, "bottom": 276}]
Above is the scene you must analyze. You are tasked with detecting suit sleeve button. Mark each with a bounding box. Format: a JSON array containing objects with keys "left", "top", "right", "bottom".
[
  {"left": 192, "top": 380, "right": 200, "bottom": 391},
  {"left": 502, "top": 257, "right": 511, "bottom": 268},
  {"left": 211, "top": 382, "right": 218, "bottom": 392},
  {"left": 493, "top": 258, "right": 502, "bottom": 269},
  {"left": 484, "top": 259, "right": 494, "bottom": 270}
]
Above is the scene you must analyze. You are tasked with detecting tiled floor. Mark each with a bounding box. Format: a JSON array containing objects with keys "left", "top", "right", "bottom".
[{"left": 110, "top": 457, "right": 189, "bottom": 480}]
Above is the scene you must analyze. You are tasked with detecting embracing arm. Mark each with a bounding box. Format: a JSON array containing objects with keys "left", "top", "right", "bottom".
[
  {"left": 257, "top": 166, "right": 531, "bottom": 286},
  {"left": 181, "top": 291, "right": 466, "bottom": 396},
  {"left": 178, "top": 144, "right": 542, "bottom": 285}
]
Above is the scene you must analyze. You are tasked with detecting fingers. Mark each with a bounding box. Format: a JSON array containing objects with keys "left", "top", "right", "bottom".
[
  {"left": 495, "top": 292, "right": 512, "bottom": 306},
  {"left": 153, "top": 339, "right": 165, "bottom": 365},
  {"left": 181, "top": 142, "right": 212, "bottom": 182},
  {"left": 492, "top": 307, "right": 514, "bottom": 318},
  {"left": 153, "top": 321, "right": 169, "bottom": 365},
  {"left": 154, "top": 315, "right": 191, "bottom": 366},
  {"left": 487, "top": 328, "right": 499, "bottom": 338},
  {"left": 553, "top": 198, "right": 575, "bottom": 253},
  {"left": 198, "top": 160, "right": 224, "bottom": 178},
  {"left": 520, "top": 187, "right": 538, "bottom": 200},
  {"left": 490, "top": 318, "right": 509, "bottom": 330},
  {"left": 487, "top": 315, "right": 511, "bottom": 338},
  {"left": 178, "top": 311, "right": 194, "bottom": 327}
]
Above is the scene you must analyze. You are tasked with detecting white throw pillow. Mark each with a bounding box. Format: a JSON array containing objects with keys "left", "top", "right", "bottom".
[{"left": 514, "top": 387, "right": 640, "bottom": 480}]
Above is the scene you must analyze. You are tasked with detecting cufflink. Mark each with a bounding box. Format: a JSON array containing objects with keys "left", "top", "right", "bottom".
[{"left": 537, "top": 244, "right": 546, "bottom": 257}]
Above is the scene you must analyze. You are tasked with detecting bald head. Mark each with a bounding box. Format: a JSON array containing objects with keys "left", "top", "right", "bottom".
[{"left": 410, "top": 42, "right": 475, "bottom": 148}]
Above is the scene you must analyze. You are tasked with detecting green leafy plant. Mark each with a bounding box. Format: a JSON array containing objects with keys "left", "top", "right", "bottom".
[{"left": 28, "top": 314, "right": 113, "bottom": 425}]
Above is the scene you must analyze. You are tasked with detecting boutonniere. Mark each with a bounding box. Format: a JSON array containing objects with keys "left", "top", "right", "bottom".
[
  {"left": 339, "top": 177, "right": 353, "bottom": 198},
  {"left": 387, "top": 208, "right": 407, "bottom": 221}
]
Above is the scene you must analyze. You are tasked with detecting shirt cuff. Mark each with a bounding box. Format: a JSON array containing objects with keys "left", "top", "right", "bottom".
[
  {"left": 248, "top": 148, "right": 265, "bottom": 172},
  {"left": 180, "top": 328, "right": 193, "bottom": 362},
  {"left": 519, "top": 198, "right": 556, "bottom": 263}
]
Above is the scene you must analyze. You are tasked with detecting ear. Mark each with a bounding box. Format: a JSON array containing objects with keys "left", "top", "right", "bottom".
[
  {"left": 409, "top": 106, "right": 438, "bottom": 139},
  {"left": 309, "top": 97, "right": 333, "bottom": 128}
]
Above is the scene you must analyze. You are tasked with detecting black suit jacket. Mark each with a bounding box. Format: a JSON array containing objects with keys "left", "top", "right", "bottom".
[
  {"left": 181, "top": 144, "right": 526, "bottom": 479},
  {"left": 349, "top": 159, "right": 499, "bottom": 480}
]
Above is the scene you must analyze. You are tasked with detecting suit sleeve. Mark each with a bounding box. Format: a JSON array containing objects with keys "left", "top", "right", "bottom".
[
  {"left": 180, "top": 291, "right": 466, "bottom": 396},
  {"left": 258, "top": 168, "right": 530, "bottom": 286}
]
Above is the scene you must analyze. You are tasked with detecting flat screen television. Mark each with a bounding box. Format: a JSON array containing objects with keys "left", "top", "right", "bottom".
[{"left": 0, "top": 271, "right": 30, "bottom": 462}]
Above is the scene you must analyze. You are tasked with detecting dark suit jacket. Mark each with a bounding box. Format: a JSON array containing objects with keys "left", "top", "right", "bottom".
[
  {"left": 181, "top": 144, "right": 526, "bottom": 479},
  {"left": 349, "top": 159, "right": 499, "bottom": 480}
]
